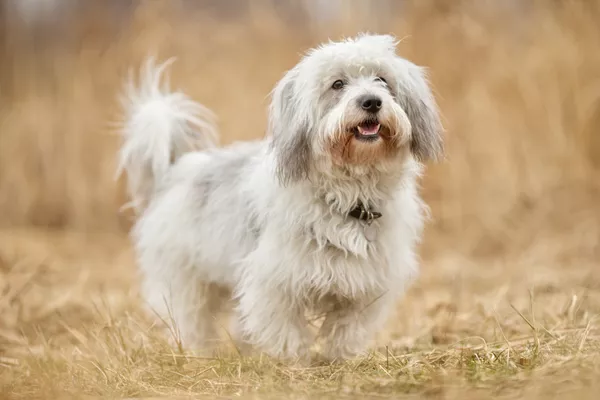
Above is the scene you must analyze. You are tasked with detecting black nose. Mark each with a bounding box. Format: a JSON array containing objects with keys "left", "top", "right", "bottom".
[{"left": 359, "top": 95, "right": 382, "bottom": 113}]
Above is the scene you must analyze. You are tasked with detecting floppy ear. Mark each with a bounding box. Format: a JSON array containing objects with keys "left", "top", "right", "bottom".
[
  {"left": 396, "top": 63, "right": 444, "bottom": 162},
  {"left": 268, "top": 68, "right": 312, "bottom": 185}
]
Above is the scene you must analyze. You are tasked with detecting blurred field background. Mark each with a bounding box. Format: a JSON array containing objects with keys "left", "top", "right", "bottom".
[{"left": 1, "top": 0, "right": 599, "bottom": 398}]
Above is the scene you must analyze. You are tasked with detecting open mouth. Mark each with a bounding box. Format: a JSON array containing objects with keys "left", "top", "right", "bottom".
[{"left": 353, "top": 120, "right": 381, "bottom": 142}]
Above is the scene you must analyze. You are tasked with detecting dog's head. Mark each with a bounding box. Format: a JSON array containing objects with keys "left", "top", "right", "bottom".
[{"left": 269, "top": 33, "right": 444, "bottom": 185}]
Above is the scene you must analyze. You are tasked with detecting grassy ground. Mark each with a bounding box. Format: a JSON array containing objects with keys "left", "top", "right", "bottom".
[
  {"left": 1, "top": 1, "right": 599, "bottom": 398},
  {"left": 1, "top": 229, "right": 598, "bottom": 399}
]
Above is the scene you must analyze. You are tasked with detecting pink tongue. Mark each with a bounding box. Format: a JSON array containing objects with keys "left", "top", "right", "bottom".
[{"left": 358, "top": 123, "right": 380, "bottom": 135}]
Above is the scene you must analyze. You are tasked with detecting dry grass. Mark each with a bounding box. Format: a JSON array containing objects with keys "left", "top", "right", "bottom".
[
  {"left": 2, "top": 228, "right": 600, "bottom": 399},
  {"left": 1, "top": 1, "right": 599, "bottom": 398}
]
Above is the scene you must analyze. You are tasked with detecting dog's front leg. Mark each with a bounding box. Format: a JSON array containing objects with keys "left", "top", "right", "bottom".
[
  {"left": 318, "top": 293, "right": 395, "bottom": 361},
  {"left": 237, "top": 285, "right": 312, "bottom": 363},
  {"left": 234, "top": 228, "right": 316, "bottom": 362}
]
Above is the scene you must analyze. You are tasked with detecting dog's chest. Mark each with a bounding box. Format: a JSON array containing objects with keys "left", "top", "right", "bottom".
[
  {"left": 307, "top": 211, "right": 383, "bottom": 257},
  {"left": 301, "top": 219, "right": 390, "bottom": 297}
]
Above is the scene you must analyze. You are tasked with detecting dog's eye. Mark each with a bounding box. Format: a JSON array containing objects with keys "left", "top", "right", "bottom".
[
  {"left": 375, "top": 77, "right": 387, "bottom": 85},
  {"left": 331, "top": 80, "right": 345, "bottom": 90}
]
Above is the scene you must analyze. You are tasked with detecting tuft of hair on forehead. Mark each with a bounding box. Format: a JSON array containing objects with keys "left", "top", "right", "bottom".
[
  {"left": 315, "top": 33, "right": 400, "bottom": 57},
  {"left": 349, "top": 33, "right": 399, "bottom": 51}
]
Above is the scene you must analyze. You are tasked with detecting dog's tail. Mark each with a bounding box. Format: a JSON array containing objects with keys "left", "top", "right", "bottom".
[{"left": 117, "top": 58, "right": 217, "bottom": 212}]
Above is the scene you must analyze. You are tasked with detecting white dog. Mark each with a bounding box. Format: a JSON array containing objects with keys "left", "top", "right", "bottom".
[{"left": 117, "top": 33, "right": 443, "bottom": 362}]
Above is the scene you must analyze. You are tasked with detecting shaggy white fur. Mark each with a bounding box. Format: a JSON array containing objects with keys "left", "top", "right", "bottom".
[{"left": 117, "top": 33, "right": 443, "bottom": 362}]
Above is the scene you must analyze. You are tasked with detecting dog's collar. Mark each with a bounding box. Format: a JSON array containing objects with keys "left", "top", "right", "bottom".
[{"left": 348, "top": 202, "right": 382, "bottom": 222}]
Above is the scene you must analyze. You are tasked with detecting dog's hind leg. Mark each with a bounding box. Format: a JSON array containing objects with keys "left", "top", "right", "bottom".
[{"left": 142, "top": 271, "right": 227, "bottom": 355}]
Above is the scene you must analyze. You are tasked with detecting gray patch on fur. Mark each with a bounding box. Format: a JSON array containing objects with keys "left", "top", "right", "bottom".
[
  {"left": 193, "top": 150, "right": 249, "bottom": 207},
  {"left": 245, "top": 211, "right": 261, "bottom": 241}
]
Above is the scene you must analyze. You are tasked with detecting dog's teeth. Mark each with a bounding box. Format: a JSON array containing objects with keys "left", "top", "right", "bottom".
[{"left": 358, "top": 124, "right": 381, "bottom": 136}]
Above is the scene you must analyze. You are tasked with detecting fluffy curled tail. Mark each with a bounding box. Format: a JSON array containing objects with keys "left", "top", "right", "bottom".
[{"left": 117, "top": 58, "right": 217, "bottom": 212}]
